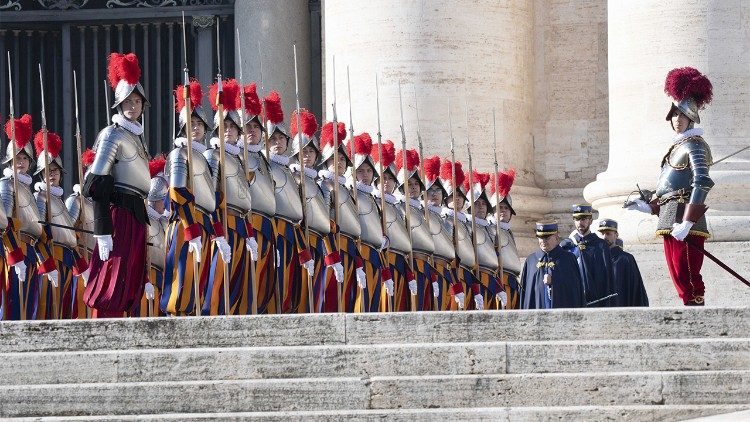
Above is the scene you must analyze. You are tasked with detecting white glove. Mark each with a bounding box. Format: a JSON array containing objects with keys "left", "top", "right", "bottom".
[
  {"left": 384, "top": 278, "right": 394, "bottom": 296},
  {"left": 144, "top": 282, "right": 155, "bottom": 300},
  {"left": 432, "top": 281, "right": 439, "bottom": 298},
  {"left": 379, "top": 236, "right": 390, "bottom": 251},
  {"left": 474, "top": 293, "right": 484, "bottom": 310},
  {"left": 408, "top": 279, "right": 417, "bottom": 296},
  {"left": 94, "top": 234, "right": 113, "bottom": 261},
  {"left": 47, "top": 269, "right": 59, "bottom": 289},
  {"left": 13, "top": 260, "right": 27, "bottom": 281},
  {"left": 188, "top": 237, "right": 202, "bottom": 263},
  {"left": 671, "top": 221, "right": 694, "bottom": 241},
  {"left": 214, "top": 236, "right": 232, "bottom": 263},
  {"left": 498, "top": 291, "right": 508, "bottom": 308},
  {"left": 356, "top": 267, "right": 367, "bottom": 289},
  {"left": 302, "top": 259, "right": 315, "bottom": 275},
  {"left": 329, "top": 262, "right": 345, "bottom": 284},
  {"left": 454, "top": 292, "right": 465, "bottom": 309},
  {"left": 245, "top": 237, "right": 259, "bottom": 261},
  {"left": 80, "top": 268, "right": 90, "bottom": 287},
  {"left": 174, "top": 137, "right": 188, "bottom": 148},
  {"left": 625, "top": 198, "right": 652, "bottom": 214}
]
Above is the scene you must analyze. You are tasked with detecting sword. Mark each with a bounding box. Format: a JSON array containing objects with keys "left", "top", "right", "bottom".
[
  {"left": 586, "top": 292, "right": 618, "bottom": 307},
  {"left": 712, "top": 145, "right": 750, "bottom": 166},
  {"left": 6, "top": 51, "right": 25, "bottom": 320},
  {"left": 685, "top": 239, "right": 750, "bottom": 288}
]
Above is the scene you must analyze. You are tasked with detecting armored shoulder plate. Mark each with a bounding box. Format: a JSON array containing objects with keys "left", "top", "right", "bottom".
[
  {"left": 270, "top": 161, "right": 303, "bottom": 222},
  {"left": 12, "top": 182, "right": 43, "bottom": 239},
  {"left": 205, "top": 149, "right": 252, "bottom": 214},
  {"left": 427, "top": 208, "right": 455, "bottom": 260},
  {"left": 475, "top": 222, "right": 498, "bottom": 270},
  {"left": 300, "top": 173, "right": 330, "bottom": 235},
  {"left": 334, "top": 183, "right": 361, "bottom": 237},
  {"left": 404, "top": 202, "right": 434, "bottom": 254},
  {"left": 90, "top": 124, "right": 150, "bottom": 197},
  {"left": 0, "top": 177, "right": 13, "bottom": 218},
  {"left": 37, "top": 192, "right": 77, "bottom": 248},
  {"left": 498, "top": 228, "right": 522, "bottom": 275},
  {"left": 656, "top": 136, "right": 714, "bottom": 204},
  {"left": 383, "top": 200, "right": 411, "bottom": 254},
  {"left": 166, "top": 146, "right": 215, "bottom": 214},
  {"left": 66, "top": 193, "right": 95, "bottom": 253},
  {"left": 357, "top": 189, "right": 383, "bottom": 248},
  {"left": 246, "top": 151, "right": 276, "bottom": 216},
  {"left": 453, "top": 218, "right": 476, "bottom": 268},
  {"left": 148, "top": 214, "right": 167, "bottom": 271}
]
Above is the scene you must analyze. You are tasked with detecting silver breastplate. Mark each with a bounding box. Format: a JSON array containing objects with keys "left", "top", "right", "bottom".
[
  {"left": 270, "top": 162, "right": 303, "bottom": 222},
  {"left": 37, "top": 193, "right": 77, "bottom": 248},
  {"left": 166, "top": 147, "right": 216, "bottom": 215},
  {"left": 332, "top": 183, "right": 361, "bottom": 237},
  {"left": 498, "top": 228, "right": 522, "bottom": 275},
  {"left": 475, "top": 223, "right": 498, "bottom": 270},
  {"left": 15, "top": 182, "right": 43, "bottom": 239},
  {"left": 428, "top": 209, "right": 455, "bottom": 260},
  {"left": 90, "top": 126, "right": 151, "bottom": 198},
  {"left": 405, "top": 203, "right": 434, "bottom": 254},
  {"left": 453, "top": 219, "right": 476, "bottom": 268},
  {"left": 246, "top": 151, "right": 276, "bottom": 216},
  {"left": 66, "top": 193, "right": 95, "bottom": 252},
  {"left": 656, "top": 137, "right": 714, "bottom": 199},
  {"left": 217, "top": 151, "right": 253, "bottom": 214},
  {"left": 148, "top": 215, "right": 167, "bottom": 271},
  {"left": 299, "top": 173, "right": 330, "bottom": 235},
  {"left": 356, "top": 190, "right": 383, "bottom": 248},
  {"left": 383, "top": 200, "right": 411, "bottom": 254}
]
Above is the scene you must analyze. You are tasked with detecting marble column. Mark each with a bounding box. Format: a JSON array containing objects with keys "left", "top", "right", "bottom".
[
  {"left": 584, "top": 0, "right": 750, "bottom": 244},
  {"left": 323, "top": 0, "right": 548, "bottom": 252}
]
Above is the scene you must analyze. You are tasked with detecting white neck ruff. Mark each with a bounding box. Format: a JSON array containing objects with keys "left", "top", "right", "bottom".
[
  {"left": 210, "top": 137, "right": 242, "bottom": 156},
  {"left": 112, "top": 114, "right": 144, "bottom": 136},
  {"left": 673, "top": 127, "right": 704, "bottom": 144}
]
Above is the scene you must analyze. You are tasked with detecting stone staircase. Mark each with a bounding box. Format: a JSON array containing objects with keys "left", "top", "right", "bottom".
[{"left": 0, "top": 307, "right": 748, "bottom": 421}]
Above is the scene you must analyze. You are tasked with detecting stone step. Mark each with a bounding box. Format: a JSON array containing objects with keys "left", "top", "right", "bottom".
[
  {"left": 1, "top": 307, "right": 747, "bottom": 353},
  {"left": 6, "top": 405, "right": 750, "bottom": 422},
  {"left": 2, "top": 339, "right": 748, "bottom": 386},
  {"left": 1, "top": 371, "right": 747, "bottom": 418}
]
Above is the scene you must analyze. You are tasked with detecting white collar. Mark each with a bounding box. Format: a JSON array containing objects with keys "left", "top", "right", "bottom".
[
  {"left": 570, "top": 230, "right": 589, "bottom": 241},
  {"left": 4, "top": 168, "right": 32, "bottom": 185},
  {"left": 498, "top": 221, "right": 511, "bottom": 231},
  {"left": 147, "top": 205, "right": 162, "bottom": 220},
  {"left": 469, "top": 214, "right": 490, "bottom": 226},
  {"left": 290, "top": 163, "right": 319, "bottom": 179},
  {"left": 427, "top": 204, "right": 443, "bottom": 214},
  {"left": 356, "top": 181, "right": 374, "bottom": 194},
  {"left": 318, "top": 169, "right": 347, "bottom": 185},
  {"left": 372, "top": 189, "right": 400, "bottom": 205},
  {"left": 443, "top": 208, "right": 467, "bottom": 223},
  {"left": 174, "top": 137, "right": 207, "bottom": 153},
  {"left": 242, "top": 142, "right": 263, "bottom": 153},
  {"left": 407, "top": 197, "right": 422, "bottom": 209},
  {"left": 112, "top": 114, "right": 144, "bottom": 136},
  {"left": 672, "top": 127, "right": 703, "bottom": 144},
  {"left": 270, "top": 154, "right": 290, "bottom": 166},
  {"left": 209, "top": 137, "right": 242, "bottom": 156},
  {"left": 34, "top": 182, "right": 64, "bottom": 197}
]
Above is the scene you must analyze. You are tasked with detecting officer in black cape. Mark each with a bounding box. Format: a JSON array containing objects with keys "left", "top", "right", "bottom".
[
  {"left": 521, "top": 222, "right": 585, "bottom": 309},
  {"left": 597, "top": 219, "right": 649, "bottom": 307}
]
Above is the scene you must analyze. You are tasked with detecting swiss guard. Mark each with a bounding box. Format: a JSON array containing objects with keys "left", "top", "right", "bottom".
[
  {"left": 561, "top": 204, "right": 616, "bottom": 307},
  {"left": 597, "top": 219, "right": 649, "bottom": 307},
  {"left": 440, "top": 159, "right": 474, "bottom": 310},
  {"left": 521, "top": 222, "right": 584, "bottom": 309},
  {"left": 423, "top": 155, "right": 456, "bottom": 311},
  {"left": 625, "top": 67, "right": 714, "bottom": 306},
  {"left": 83, "top": 52, "right": 150, "bottom": 318},
  {"left": 490, "top": 169, "right": 522, "bottom": 309}
]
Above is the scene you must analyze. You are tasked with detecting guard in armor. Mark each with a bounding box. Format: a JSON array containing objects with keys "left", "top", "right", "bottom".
[
  {"left": 318, "top": 121, "right": 362, "bottom": 313},
  {"left": 204, "top": 79, "right": 257, "bottom": 316},
  {"left": 520, "top": 222, "right": 585, "bottom": 309},
  {"left": 489, "top": 169, "right": 522, "bottom": 309},
  {"left": 289, "top": 109, "right": 343, "bottom": 313},
  {"left": 161, "top": 79, "right": 216, "bottom": 316},
  {"left": 597, "top": 219, "right": 649, "bottom": 307},
  {"left": 82, "top": 53, "right": 150, "bottom": 318},
  {"left": 349, "top": 132, "right": 388, "bottom": 313},
  {"left": 423, "top": 156, "right": 457, "bottom": 311},
  {"left": 625, "top": 67, "right": 714, "bottom": 306},
  {"left": 66, "top": 148, "right": 96, "bottom": 318},
  {"left": 440, "top": 159, "right": 474, "bottom": 311},
  {"left": 396, "top": 148, "right": 436, "bottom": 311},
  {"left": 264, "top": 91, "right": 314, "bottom": 314},
  {"left": 465, "top": 171, "right": 502, "bottom": 310},
  {"left": 560, "top": 204, "right": 616, "bottom": 307},
  {"left": 33, "top": 130, "right": 89, "bottom": 319},
  {"left": 129, "top": 155, "right": 168, "bottom": 317},
  {"left": 1, "top": 114, "right": 57, "bottom": 320},
  {"left": 372, "top": 140, "right": 414, "bottom": 312},
  {"left": 240, "top": 82, "right": 277, "bottom": 314}
]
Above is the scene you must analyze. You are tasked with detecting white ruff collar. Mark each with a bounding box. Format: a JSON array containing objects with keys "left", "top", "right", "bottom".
[
  {"left": 34, "top": 182, "right": 64, "bottom": 197},
  {"left": 407, "top": 198, "right": 423, "bottom": 209},
  {"left": 147, "top": 205, "right": 162, "bottom": 220},
  {"left": 442, "top": 208, "right": 467, "bottom": 223},
  {"left": 356, "top": 181, "right": 374, "bottom": 194},
  {"left": 4, "top": 168, "right": 32, "bottom": 185},
  {"left": 372, "top": 189, "right": 400, "bottom": 205},
  {"left": 271, "top": 154, "right": 290, "bottom": 166},
  {"left": 290, "top": 163, "right": 318, "bottom": 179},
  {"left": 174, "top": 137, "right": 207, "bottom": 153},
  {"left": 672, "top": 127, "right": 704, "bottom": 144},
  {"left": 318, "top": 169, "right": 347, "bottom": 185},
  {"left": 427, "top": 204, "right": 443, "bottom": 215},
  {"left": 210, "top": 137, "right": 242, "bottom": 156},
  {"left": 498, "top": 221, "right": 511, "bottom": 231},
  {"left": 242, "top": 142, "right": 263, "bottom": 153},
  {"left": 112, "top": 114, "right": 144, "bottom": 136},
  {"left": 469, "top": 214, "right": 490, "bottom": 227}
]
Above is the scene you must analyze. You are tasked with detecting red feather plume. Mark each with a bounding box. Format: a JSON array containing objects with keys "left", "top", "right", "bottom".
[
  {"left": 473, "top": 171, "right": 491, "bottom": 189},
  {"left": 424, "top": 156, "right": 441, "bottom": 182},
  {"left": 350, "top": 132, "right": 373, "bottom": 156},
  {"left": 81, "top": 148, "right": 95, "bottom": 167},
  {"left": 209, "top": 78, "right": 241, "bottom": 112},
  {"left": 107, "top": 53, "right": 141, "bottom": 89},
  {"left": 4, "top": 114, "right": 33, "bottom": 149},
  {"left": 290, "top": 108, "right": 318, "bottom": 138},
  {"left": 440, "top": 160, "right": 465, "bottom": 188},
  {"left": 372, "top": 140, "right": 396, "bottom": 168},
  {"left": 243, "top": 83, "right": 262, "bottom": 116},
  {"left": 149, "top": 154, "right": 167, "bottom": 178},
  {"left": 174, "top": 80, "right": 203, "bottom": 113},
  {"left": 263, "top": 91, "right": 284, "bottom": 124},
  {"left": 497, "top": 168, "right": 516, "bottom": 197},
  {"left": 34, "top": 130, "right": 62, "bottom": 158},
  {"left": 320, "top": 121, "right": 347, "bottom": 150},
  {"left": 395, "top": 148, "right": 420, "bottom": 172},
  {"left": 664, "top": 67, "right": 713, "bottom": 108}
]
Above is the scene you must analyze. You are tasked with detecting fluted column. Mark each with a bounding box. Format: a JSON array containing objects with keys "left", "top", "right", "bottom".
[{"left": 584, "top": 0, "right": 750, "bottom": 243}]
